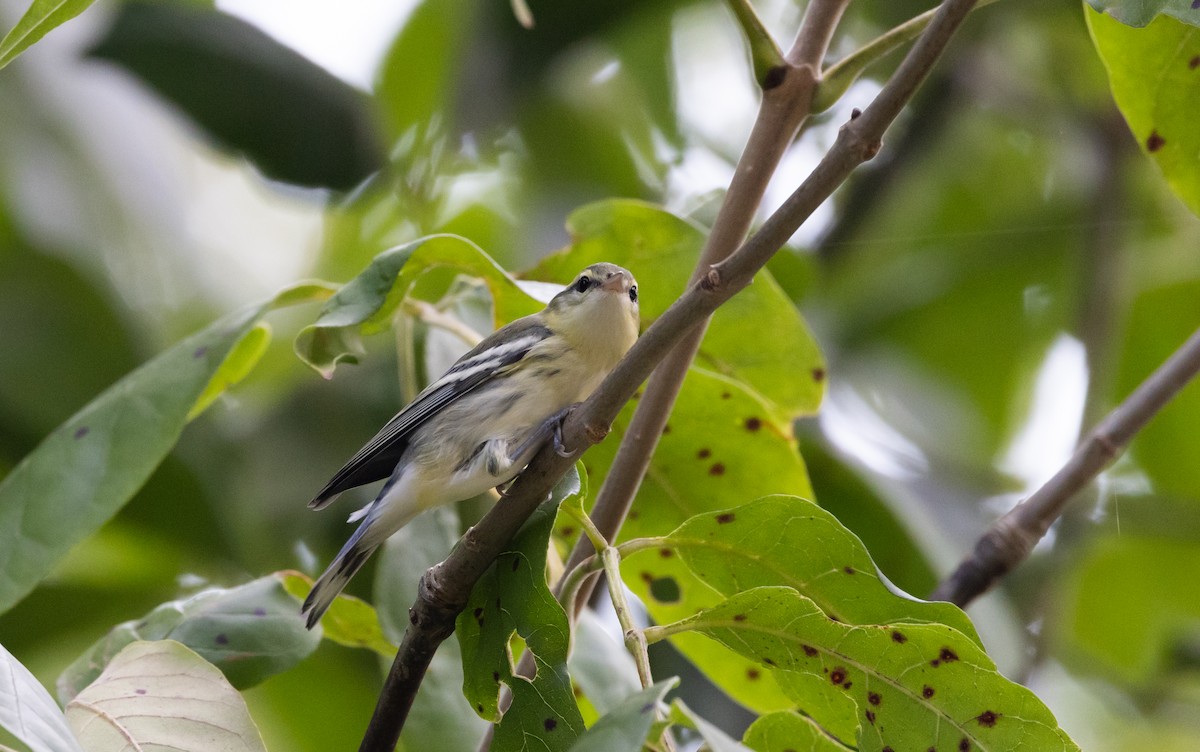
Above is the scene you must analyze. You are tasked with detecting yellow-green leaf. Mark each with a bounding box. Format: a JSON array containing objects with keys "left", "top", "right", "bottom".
[
  {"left": 663, "top": 587, "right": 1078, "bottom": 752},
  {"left": 1087, "top": 9, "right": 1200, "bottom": 216},
  {"left": 0, "top": 0, "right": 96, "bottom": 69},
  {"left": 295, "top": 235, "right": 540, "bottom": 378}
]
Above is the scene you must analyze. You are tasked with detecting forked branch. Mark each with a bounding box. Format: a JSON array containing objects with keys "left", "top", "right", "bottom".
[{"left": 360, "top": 1, "right": 983, "bottom": 749}]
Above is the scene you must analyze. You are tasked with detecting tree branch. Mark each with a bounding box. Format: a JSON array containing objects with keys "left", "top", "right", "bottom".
[
  {"left": 558, "top": 0, "right": 851, "bottom": 626},
  {"left": 360, "top": 0, "right": 982, "bottom": 748},
  {"left": 931, "top": 325, "right": 1200, "bottom": 607}
]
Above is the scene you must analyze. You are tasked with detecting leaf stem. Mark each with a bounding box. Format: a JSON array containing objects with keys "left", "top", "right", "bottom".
[
  {"left": 401, "top": 298, "right": 484, "bottom": 348},
  {"left": 601, "top": 547, "right": 654, "bottom": 688},
  {"left": 815, "top": 0, "right": 1000, "bottom": 112},
  {"left": 722, "top": 0, "right": 786, "bottom": 85},
  {"left": 559, "top": 502, "right": 609, "bottom": 553}
]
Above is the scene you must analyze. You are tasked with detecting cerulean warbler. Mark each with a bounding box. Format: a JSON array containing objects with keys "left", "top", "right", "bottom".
[{"left": 302, "top": 263, "right": 640, "bottom": 627}]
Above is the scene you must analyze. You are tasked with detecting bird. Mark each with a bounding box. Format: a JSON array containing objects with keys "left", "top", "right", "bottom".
[{"left": 301, "top": 262, "right": 640, "bottom": 628}]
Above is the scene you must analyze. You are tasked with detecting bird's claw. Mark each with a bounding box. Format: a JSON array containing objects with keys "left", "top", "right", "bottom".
[{"left": 551, "top": 405, "right": 578, "bottom": 458}]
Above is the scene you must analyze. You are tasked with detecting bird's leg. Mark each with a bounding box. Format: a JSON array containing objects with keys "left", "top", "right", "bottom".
[
  {"left": 495, "top": 406, "right": 581, "bottom": 499},
  {"left": 508, "top": 405, "right": 579, "bottom": 465}
]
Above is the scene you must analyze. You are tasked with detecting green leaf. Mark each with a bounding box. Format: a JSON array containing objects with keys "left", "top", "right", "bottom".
[
  {"left": 57, "top": 573, "right": 321, "bottom": 702},
  {"left": 656, "top": 495, "right": 979, "bottom": 643},
  {"left": 187, "top": 322, "right": 272, "bottom": 421},
  {"left": 662, "top": 587, "right": 1078, "bottom": 752},
  {"left": 65, "top": 640, "right": 266, "bottom": 752},
  {"left": 279, "top": 571, "right": 394, "bottom": 656},
  {"left": 566, "top": 680, "right": 677, "bottom": 752},
  {"left": 563, "top": 368, "right": 813, "bottom": 715},
  {"left": 87, "top": 1, "right": 385, "bottom": 190},
  {"left": 799, "top": 433, "right": 939, "bottom": 597},
  {"left": 1087, "top": 9, "right": 1200, "bottom": 216},
  {"left": 0, "top": 284, "right": 328, "bottom": 616},
  {"left": 1053, "top": 535, "right": 1200, "bottom": 689},
  {"left": 0, "top": 0, "right": 96, "bottom": 69},
  {"left": 374, "top": 507, "right": 488, "bottom": 751},
  {"left": 1085, "top": 0, "right": 1200, "bottom": 27},
  {"left": 295, "top": 235, "right": 541, "bottom": 378},
  {"left": 527, "top": 199, "right": 826, "bottom": 420},
  {"left": 458, "top": 470, "right": 585, "bottom": 750},
  {"left": 743, "top": 710, "right": 852, "bottom": 752},
  {"left": 0, "top": 641, "right": 83, "bottom": 752}
]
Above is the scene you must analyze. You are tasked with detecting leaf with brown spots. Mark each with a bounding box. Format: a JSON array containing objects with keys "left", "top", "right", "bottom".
[
  {"left": 577, "top": 372, "right": 814, "bottom": 715},
  {"left": 1088, "top": 9, "right": 1200, "bottom": 216},
  {"left": 60, "top": 573, "right": 322, "bottom": 702},
  {"left": 653, "top": 587, "right": 1079, "bottom": 752},
  {"left": 65, "top": 640, "right": 266, "bottom": 752},
  {"left": 649, "top": 496, "right": 980, "bottom": 644},
  {"left": 457, "top": 472, "right": 585, "bottom": 749}
]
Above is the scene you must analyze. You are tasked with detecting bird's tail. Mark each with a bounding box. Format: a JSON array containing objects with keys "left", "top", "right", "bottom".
[{"left": 302, "top": 522, "right": 379, "bottom": 629}]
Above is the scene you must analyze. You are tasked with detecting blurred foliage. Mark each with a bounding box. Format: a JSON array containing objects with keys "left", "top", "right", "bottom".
[
  {"left": 0, "top": 0, "right": 1199, "bottom": 749},
  {"left": 87, "top": 2, "right": 385, "bottom": 191}
]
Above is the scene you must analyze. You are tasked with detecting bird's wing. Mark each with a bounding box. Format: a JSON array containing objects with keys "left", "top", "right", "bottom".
[{"left": 309, "top": 317, "right": 552, "bottom": 508}]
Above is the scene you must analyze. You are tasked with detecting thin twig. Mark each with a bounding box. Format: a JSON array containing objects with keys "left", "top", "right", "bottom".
[
  {"left": 931, "top": 326, "right": 1200, "bottom": 606},
  {"left": 361, "top": 1, "right": 982, "bottom": 748},
  {"left": 402, "top": 298, "right": 485, "bottom": 348},
  {"left": 814, "top": 0, "right": 1000, "bottom": 112},
  {"left": 602, "top": 547, "right": 654, "bottom": 688}
]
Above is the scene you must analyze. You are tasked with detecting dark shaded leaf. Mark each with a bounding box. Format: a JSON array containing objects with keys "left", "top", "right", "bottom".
[
  {"left": 665, "top": 587, "right": 1078, "bottom": 751},
  {"left": 1085, "top": 0, "right": 1200, "bottom": 28},
  {"left": 58, "top": 574, "right": 321, "bottom": 702},
  {"left": 374, "top": 507, "right": 488, "bottom": 751},
  {"left": 87, "top": 1, "right": 385, "bottom": 190}
]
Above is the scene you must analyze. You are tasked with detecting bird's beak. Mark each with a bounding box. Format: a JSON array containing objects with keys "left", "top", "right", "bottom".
[{"left": 600, "top": 270, "right": 633, "bottom": 294}]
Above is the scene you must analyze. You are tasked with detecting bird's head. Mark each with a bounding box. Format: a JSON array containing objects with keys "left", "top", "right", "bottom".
[{"left": 544, "top": 262, "right": 640, "bottom": 360}]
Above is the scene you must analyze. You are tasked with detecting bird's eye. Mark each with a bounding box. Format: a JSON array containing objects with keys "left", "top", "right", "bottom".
[
  {"left": 575, "top": 276, "right": 592, "bottom": 293},
  {"left": 629, "top": 285, "right": 638, "bottom": 303}
]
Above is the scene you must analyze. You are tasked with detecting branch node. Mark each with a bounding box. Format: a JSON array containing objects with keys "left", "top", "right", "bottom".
[
  {"left": 980, "top": 512, "right": 1040, "bottom": 568},
  {"left": 700, "top": 266, "right": 722, "bottom": 292},
  {"left": 1092, "top": 430, "right": 1120, "bottom": 461},
  {"left": 584, "top": 421, "right": 610, "bottom": 444},
  {"left": 762, "top": 64, "right": 789, "bottom": 90}
]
